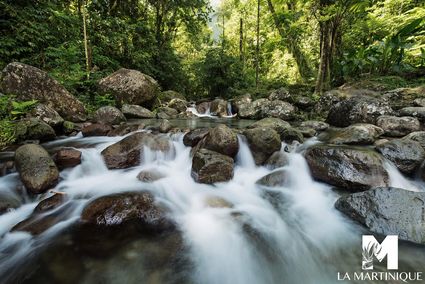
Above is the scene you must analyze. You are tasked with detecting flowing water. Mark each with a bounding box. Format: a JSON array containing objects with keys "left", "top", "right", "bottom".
[{"left": 0, "top": 128, "right": 425, "bottom": 284}]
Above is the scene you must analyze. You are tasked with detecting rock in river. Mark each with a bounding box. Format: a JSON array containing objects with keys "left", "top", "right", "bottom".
[
  {"left": 335, "top": 187, "right": 425, "bottom": 244},
  {"left": 305, "top": 145, "right": 389, "bottom": 191},
  {"left": 243, "top": 127, "right": 281, "bottom": 165},
  {"left": 201, "top": 124, "right": 239, "bottom": 158},
  {"left": 191, "top": 149, "right": 234, "bottom": 184}
]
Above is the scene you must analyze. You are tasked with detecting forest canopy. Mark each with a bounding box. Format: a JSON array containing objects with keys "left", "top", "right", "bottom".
[{"left": 0, "top": 0, "right": 424, "bottom": 100}]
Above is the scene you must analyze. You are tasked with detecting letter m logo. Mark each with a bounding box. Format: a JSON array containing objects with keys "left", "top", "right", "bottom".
[{"left": 362, "top": 235, "right": 398, "bottom": 270}]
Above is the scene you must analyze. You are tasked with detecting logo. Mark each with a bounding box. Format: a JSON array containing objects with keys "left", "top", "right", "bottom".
[
  {"left": 337, "top": 235, "right": 423, "bottom": 282},
  {"left": 362, "top": 235, "right": 398, "bottom": 270}
]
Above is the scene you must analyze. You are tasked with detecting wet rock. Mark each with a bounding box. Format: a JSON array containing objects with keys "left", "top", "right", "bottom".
[
  {"left": 376, "top": 139, "right": 425, "bottom": 175},
  {"left": 137, "top": 170, "right": 165, "bottom": 183},
  {"left": 0, "top": 192, "right": 20, "bottom": 214},
  {"left": 231, "top": 94, "right": 251, "bottom": 114},
  {"left": 327, "top": 96, "right": 393, "bottom": 127},
  {"left": 156, "top": 107, "right": 178, "bottom": 119},
  {"left": 195, "top": 102, "right": 211, "bottom": 114},
  {"left": 183, "top": 128, "right": 209, "bottom": 147},
  {"left": 54, "top": 148, "right": 81, "bottom": 169},
  {"left": 81, "top": 123, "right": 112, "bottom": 137},
  {"left": 205, "top": 196, "right": 233, "bottom": 208},
  {"left": 264, "top": 151, "right": 289, "bottom": 169},
  {"left": 259, "top": 100, "right": 296, "bottom": 121},
  {"left": 297, "top": 127, "right": 316, "bottom": 138},
  {"left": 15, "top": 118, "right": 56, "bottom": 142},
  {"left": 15, "top": 144, "right": 59, "bottom": 194},
  {"left": 256, "top": 169, "right": 289, "bottom": 187},
  {"left": 335, "top": 187, "right": 425, "bottom": 244},
  {"left": 94, "top": 106, "right": 126, "bottom": 125},
  {"left": 404, "top": 131, "right": 425, "bottom": 149},
  {"left": 399, "top": 107, "right": 425, "bottom": 121},
  {"left": 98, "top": 68, "right": 159, "bottom": 107},
  {"left": 0, "top": 62, "right": 86, "bottom": 121},
  {"left": 210, "top": 99, "right": 228, "bottom": 117},
  {"left": 101, "top": 132, "right": 172, "bottom": 169},
  {"left": 280, "top": 127, "right": 304, "bottom": 143},
  {"left": 191, "top": 149, "right": 234, "bottom": 184},
  {"left": 324, "top": 124, "right": 383, "bottom": 145},
  {"left": 305, "top": 145, "right": 389, "bottom": 191},
  {"left": 34, "top": 193, "right": 66, "bottom": 213},
  {"left": 159, "top": 119, "right": 172, "bottom": 133},
  {"left": 376, "top": 115, "right": 420, "bottom": 137},
  {"left": 81, "top": 191, "right": 174, "bottom": 232},
  {"left": 248, "top": 117, "right": 291, "bottom": 134},
  {"left": 300, "top": 120, "right": 329, "bottom": 131},
  {"left": 122, "top": 104, "right": 155, "bottom": 119},
  {"left": 30, "top": 104, "right": 64, "bottom": 129},
  {"left": 201, "top": 124, "right": 239, "bottom": 158},
  {"left": 167, "top": 98, "right": 188, "bottom": 113},
  {"left": 243, "top": 127, "right": 281, "bottom": 165}
]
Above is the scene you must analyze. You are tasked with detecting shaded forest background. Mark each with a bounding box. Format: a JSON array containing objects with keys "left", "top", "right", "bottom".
[{"left": 1, "top": 0, "right": 424, "bottom": 104}]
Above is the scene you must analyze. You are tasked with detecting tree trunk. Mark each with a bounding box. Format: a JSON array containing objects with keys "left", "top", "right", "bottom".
[
  {"left": 82, "top": 0, "right": 90, "bottom": 80},
  {"left": 315, "top": 21, "right": 333, "bottom": 93},
  {"left": 239, "top": 18, "right": 244, "bottom": 62},
  {"left": 266, "top": 0, "right": 313, "bottom": 80}
]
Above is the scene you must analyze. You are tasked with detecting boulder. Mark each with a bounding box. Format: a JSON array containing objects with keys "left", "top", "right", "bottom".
[
  {"left": 404, "top": 131, "right": 425, "bottom": 149},
  {"left": 201, "top": 124, "right": 239, "bottom": 158},
  {"left": 122, "top": 104, "right": 155, "bottom": 119},
  {"left": 101, "top": 132, "right": 172, "bottom": 169},
  {"left": 259, "top": 100, "right": 296, "bottom": 121},
  {"left": 376, "top": 115, "right": 420, "bottom": 137},
  {"left": 183, "top": 128, "right": 209, "bottom": 147},
  {"left": 191, "top": 149, "right": 234, "bottom": 184},
  {"left": 314, "top": 90, "right": 346, "bottom": 116},
  {"left": 0, "top": 192, "right": 20, "bottom": 215},
  {"left": 305, "top": 145, "right": 389, "bottom": 191},
  {"left": 137, "top": 170, "right": 165, "bottom": 183},
  {"left": 248, "top": 118, "right": 291, "bottom": 134},
  {"left": 376, "top": 139, "right": 425, "bottom": 175},
  {"left": 335, "top": 187, "right": 425, "bottom": 244},
  {"left": 81, "top": 191, "right": 174, "bottom": 233},
  {"left": 15, "top": 118, "right": 56, "bottom": 142},
  {"left": 243, "top": 127, "right": 281, "bottom": 165},
  {"left": 327, "top": 96, "right": 393, "bottom": 127},
  {"left": 323, "top": 124, "right": 383, "bottom": 145},
  {"left": 94, "top": 106, "right": 126, "bottom": 125},
  {"left": 237, "top": 99, "right": 265, "bottom": 119},
  {"left": 0, "top": 62, "right": 86, "bottom": 122},
  {"left": 414, "top": 98, "right": 425, "bottom": 107},
  {"left": 297, "top": 127, "right": 316, "bottom": 138},
  {"left": 63, "top": 121, "right": 77, "bottom": 135},
  {"left": 98, "top": 68, "right": 159, "bottom": 107},
  {"left": 195, "top": 102, "right": 211, "bottom": 114},
  {"left": 293, "top": 96, "right": 314, "bottom": 110},
  {"left": 279, "top": 127, "right": 304, "bottom": 143},
  {"left": 154, "top": 90, "right": 186, "bottom": 108},
  {"left": 156, "top": 107, "right": 178, "bottom": 119},
  {"left": 159, "top": 119, "right": 172, "bottom": 133},
  {"left": 268, "top": 87, "right": 291, "bottom": 101},
  {"left": 300, "top": 121, "right": 329, "bottom": 131},
  {"left": 231, "top": 94, "right": 252, "bottom": 114},
  {"left": 54, "top": 148, "right": 82, "bottom": 169},
  {"left": 167, "top": 98, "right": 188, "bottom": 113},
  {"left": 81, "top": 123, "right": 112, "bottom": 137},
  {"left": 264, "top": 151, "right": 289, "bottom": 170},
  {"left": 210, "top": 99, "right": 228, "bottom": 117},
  {"left": 256, "top": 169, "right": 289, "bottom": 187},
  {"left": 15, "top": 144, "right": 59, "bottom": 194},
  {"left": 30, "top": 104, "right": 64, "bottom": 129},
  {"left": 399, "top": 107, "right": 425, "bottom": 121}
]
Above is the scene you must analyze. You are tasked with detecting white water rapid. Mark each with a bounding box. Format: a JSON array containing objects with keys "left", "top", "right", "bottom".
[{"left": 0, "top": 130, "right": 424, "bottom": 284}]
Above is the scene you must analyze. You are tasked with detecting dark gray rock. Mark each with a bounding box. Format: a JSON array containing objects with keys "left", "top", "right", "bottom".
[
  {"left": 183, "top": 128, "right": 209, "bottom": 147},
  {"left": 256, "top": 169, "right": 289, "bottom": 187},
  {"left": 191, "top": 149, "right": 234, "bottom": 184},
  {"left": 243, "top": 127, "right": 281, "bottom": 165},
  {"left": 122, "top": 104, "right": 155, "bottom": 119},
  {"left": 94, "top": 106, "right": 126, "bottom": 125},
  {"left": 323, "top": 124, "right": 383, "bottom": 145},
  {"left": 399, "top": 107, "right": 425, "bottom": 121},
  {"left": 376, "top": 115, "right": 420, "bottom": 137},
  {"left": 201, "top": 124, "right": 239, "bottom": 158}
]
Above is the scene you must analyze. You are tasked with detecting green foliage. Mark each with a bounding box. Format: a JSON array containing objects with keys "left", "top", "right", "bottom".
[
  {"left": 10, "top": 99, "right": 38, "bottom": 119},
  {"left": 0, "top": 119, "right": 16, "bottom": 150}
]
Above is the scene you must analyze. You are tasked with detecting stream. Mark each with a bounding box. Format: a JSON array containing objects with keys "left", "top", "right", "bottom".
[{"left": 0, "top": 120, "right": 425, "bottom": 284}]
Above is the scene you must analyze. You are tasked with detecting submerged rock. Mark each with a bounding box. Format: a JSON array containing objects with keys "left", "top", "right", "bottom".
[
  {"left": 264, "top": 151, "right": 289, "bottom": 170},
  {"left": 305, "top": 145, "right": 388, "bottom": 191},
  {"left": 327, "top": 96, "right": 393, "bottom": 127},
  {"left": 98, "top": 68, "right": 159, "bottom": 107},
  {"left": 94, "top": 106, "right": 126, "bottom": 125},
  {"left": 191, "top": 149, "right": 234, "bottom": 184},
  {"left": 81, "top": 191, "right": 174, "bottom": 233},
  {"left": 376, "top": 139, "right": 425, "bottom": 175},
  {"left": 101, "top": 132, "right": 172, "bottom": 169},
  {"left": 335, "top": 187, "right": 425, "bottom": 244},
  {"left": 137, "top": 170, "right": 165, "bottom": 183},
  {"left": 376, "top": 115, "right": 420, "bottom": 137},
  {"left": 256, "top": 169, "right": 289, "bottom": 187},
  {"left": 0, "top": 62, "right": 86, "bottom": 121},
  {"left": 15, "top": 144, "right": 59, "bottom": 194},
  {"left": 243, "top": 127, "right": 281, "bottom": 165},
  {"left": 159, "top": 119, "right": 172, "bottom": 133}
]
